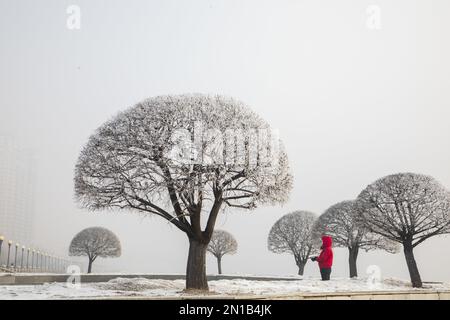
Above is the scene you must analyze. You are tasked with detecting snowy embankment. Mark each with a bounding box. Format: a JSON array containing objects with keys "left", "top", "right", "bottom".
[{"left": 1, "top": 276, "right": 449, "bottom": 300}]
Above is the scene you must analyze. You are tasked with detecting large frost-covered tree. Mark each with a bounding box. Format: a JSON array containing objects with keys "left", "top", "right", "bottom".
[
  {"left": 357, "top": 173, "right": 450, "bottom": 287},
  {"left": 314, "top": 200, "right": 398, "bottom": 278},
  {"left": 69, "top": 227, "right": 121, "bottom": 273},
  {"left": 207, "top": 230, "right": 237, "bottom": 274},
  {"left": 74, "top": 94, "right": 292, "bottom": 290},
  {"left": 268, "top": 211, "right": 318, "bottom": 275}
]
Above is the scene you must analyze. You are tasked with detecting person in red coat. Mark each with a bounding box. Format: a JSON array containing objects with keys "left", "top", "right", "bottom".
[{"left": 311, "top": 235, "right": 333, "bottom": 281}]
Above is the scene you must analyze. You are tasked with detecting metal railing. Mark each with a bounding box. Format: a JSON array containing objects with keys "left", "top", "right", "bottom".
[{"left": 0, "top": 234, "right": 75, "bottom": 273}]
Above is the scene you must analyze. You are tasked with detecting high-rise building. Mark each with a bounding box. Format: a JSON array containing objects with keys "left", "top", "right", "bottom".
[{"left": 0, "top": 136, "right": 36, "bottom": 245}]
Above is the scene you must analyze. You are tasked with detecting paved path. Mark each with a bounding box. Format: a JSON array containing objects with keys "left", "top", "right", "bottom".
[{"left": 85, "top": 290, "right": 450, "bottom": 300}]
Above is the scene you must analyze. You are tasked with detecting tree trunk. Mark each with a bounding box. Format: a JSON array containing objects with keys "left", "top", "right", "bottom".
[
  {"left": 87, "top": 259, "right": 93, "bottom": 274},
  {"left": 348, "top": 246, "right": 359, "bottom": 278},
  {"left": 403, "top": 242, "right": 422, "bottom": 288},
  {"left": 186, "top": 238, "right": 208, "bottom": 291},
  {"left": 217, "top": 256, "right": 222, "bottom": 275},
  {"left": 297, "top": 261, "right": 306, "bottom": 276}
]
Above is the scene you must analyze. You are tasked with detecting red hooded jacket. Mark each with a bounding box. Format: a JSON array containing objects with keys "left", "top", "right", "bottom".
[{"left": 316, "top": 236, "right": 333, "bottom": 269}]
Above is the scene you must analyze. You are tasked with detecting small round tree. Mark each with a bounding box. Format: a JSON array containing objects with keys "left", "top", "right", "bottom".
[
  {"left": 268, "top": 211, "right": 318, "bottom": 275},
  {"left": 314, "top": 200, "right": 398, "bottom": 278},
  {"left": 357, "top": 173, "right": 450, "bottom": 287},
  {"left": 69, "top": 227, "right": 121, "bottom": 273},
  {"left": 207, "top": 230, "right": 237, "bottom": 274}
]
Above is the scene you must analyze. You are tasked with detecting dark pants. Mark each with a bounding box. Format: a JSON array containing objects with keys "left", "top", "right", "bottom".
[{"left": 320, "top": 268, "right": 332, "bottom": 281}]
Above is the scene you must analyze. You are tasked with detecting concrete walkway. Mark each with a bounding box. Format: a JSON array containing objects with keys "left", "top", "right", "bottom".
[
  {"left": 85, "top": 290, "right": 450, "bottom": 300},
  {"left": 256, "top": 290, "right": 450, "bottom": 300}
]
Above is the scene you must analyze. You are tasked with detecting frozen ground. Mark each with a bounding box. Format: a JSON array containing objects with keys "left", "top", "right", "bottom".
[{"left": 0, "top": 276, "right": 449, "bottom": 299}]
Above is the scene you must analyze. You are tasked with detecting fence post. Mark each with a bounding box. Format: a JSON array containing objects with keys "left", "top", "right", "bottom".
[
  {"left": 20, "top": 246, "right": 25, "bottom": 272},
  {"left": 0, "top": 236, "right": 3, "bottom": 267},
  {"left": 7, "top": 240, "right": 12, "bottom": 269},
  {"left": 14, "top": 243, "right": 19, "bottom": 271},
  {"left": 37, "top": 251, "right": 41, "bottom": 272},
  {"left": 26, "top": 248, "right": 30, "bottom": 272}
]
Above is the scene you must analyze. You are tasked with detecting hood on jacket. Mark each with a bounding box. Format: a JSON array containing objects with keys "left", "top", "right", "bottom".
[{"left": 322, "top": 236, "right": 332, "bottom": 248}]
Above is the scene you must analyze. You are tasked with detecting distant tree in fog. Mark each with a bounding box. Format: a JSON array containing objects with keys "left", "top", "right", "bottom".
[
  {"left": 357, "top": 173, "right": 450, "bottom": 288},
  {"left": 207, "top": 230, "right": 237, "bottom": 274},
  {"left": 69, "top": 227, "right": 121, "bottom": 273},
  {"left": 268, "top": 211, "right": 318, "bottom": 275}
]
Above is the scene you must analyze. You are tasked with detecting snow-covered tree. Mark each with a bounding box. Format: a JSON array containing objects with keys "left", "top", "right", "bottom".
[
  {"left": 74, "top": 94, "right": 293, "bottom": 290},
  {"left": 314, "top": 200, "right": 398, "bottom": 278},
  {"left": 268, "top": 211, "right": 318, "bottom": 275},
  {"left": 207, "top": 230, "right": 237, "bottom": 274},
  {"left": 357, "top": 173, "right": 450, "bottom": 287},
  {"left": 69, "top": 227, "right": 121, "bottom": 273}
]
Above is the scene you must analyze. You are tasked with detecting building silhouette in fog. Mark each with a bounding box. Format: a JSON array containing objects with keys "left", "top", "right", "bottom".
[{"left": 0, "top": 136, "right": 36, "bottom": 245}]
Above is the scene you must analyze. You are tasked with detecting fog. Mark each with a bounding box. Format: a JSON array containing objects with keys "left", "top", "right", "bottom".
[{"left": 1, "top": 0, "right": 450, "bottom": 281}]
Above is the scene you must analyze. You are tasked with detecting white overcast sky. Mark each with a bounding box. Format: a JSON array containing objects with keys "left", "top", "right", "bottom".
[{"left": 1, "top": 0, "right": 450, "bottom": 281}]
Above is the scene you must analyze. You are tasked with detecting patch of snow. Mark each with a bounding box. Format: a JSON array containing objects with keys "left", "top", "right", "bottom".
[
  {"left": 0, "top": 277, "right": 449, "bottom": 299},
  {"left": 94, "top": 278, "right": 185, "bottom": 293}
]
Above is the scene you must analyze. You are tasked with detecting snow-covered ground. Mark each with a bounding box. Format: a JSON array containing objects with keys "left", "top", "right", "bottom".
[{"left": 1, "top": 276, "right": 449, "bottom": 299}]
